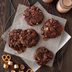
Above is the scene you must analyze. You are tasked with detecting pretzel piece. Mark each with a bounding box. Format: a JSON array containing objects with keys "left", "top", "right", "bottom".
[
  {"left": 2, "top": 54, "right": 11, "bottom": 62},
  {"left": 26, "top": 69, "right": 33, "bottom": 72}
]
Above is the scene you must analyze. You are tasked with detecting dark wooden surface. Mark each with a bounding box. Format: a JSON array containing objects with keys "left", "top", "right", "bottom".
[{"left": 0, "top": 0, "right": 72, "bottom": 72}]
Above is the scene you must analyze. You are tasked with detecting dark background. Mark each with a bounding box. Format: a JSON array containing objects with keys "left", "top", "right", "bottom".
[{"left": 0, "top": 0, "right": 72, "bottom": 72}]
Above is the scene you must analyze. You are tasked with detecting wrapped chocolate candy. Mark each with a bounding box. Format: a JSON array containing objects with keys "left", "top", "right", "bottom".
[
  {"left": 20, "top": 64, "right": 25, "bottom": 70},
  {"left": 3, "top": 63, "right": 9, "bottom": 69},
  {"left": 11, "top": 70, "right": 16, "bottom": 72},
  {"left": 8, "top": 61, "right": 13, "bottom": 66},
  {"left": 14, "top": 64, "right": 19, "bottom": 69},
  {"left": 42, "top": 0, "right": 53, "bottom": 3}
]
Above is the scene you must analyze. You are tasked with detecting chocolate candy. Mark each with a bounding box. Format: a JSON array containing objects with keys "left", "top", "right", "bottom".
[
  {"left": 20, "top": 64, "right": 25, "bottom": 70},
  {"left": 14, "top": 64, "right": 19, "bottom": 69},
  {"left": 11, "top": 70, "right": 16, "bottom": 72},
  {"left": 3, "top": 63, "right": 9, "bottom": 69},
  {"left": 8, "top": 61, "right": 13, "bottom": 66}
]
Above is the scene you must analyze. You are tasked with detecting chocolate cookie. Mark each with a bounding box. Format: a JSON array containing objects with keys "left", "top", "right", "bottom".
[
  {"left": 24, "top": 6, "right": 44, "bottom": 26},
  {"left": 41, "top": 18, "right": 64, "bottom": 39},
  {"left": 20, "top": 29, "right": 39, "bottom": 48},
  {"left": 8, "top": 29, "right": 26, "bottom": 52},
  {"left": 34, "top": 47, "right": 53, "bottom": 65}
]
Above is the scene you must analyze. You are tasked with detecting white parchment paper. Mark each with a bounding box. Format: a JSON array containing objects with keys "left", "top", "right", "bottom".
[{"left": 2, "top": 2, "right": 71, "bottom": 72}]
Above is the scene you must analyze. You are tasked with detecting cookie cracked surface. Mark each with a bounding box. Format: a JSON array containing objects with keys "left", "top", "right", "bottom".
[
  {"left": 24, "top": 6, "right": 44, "bottom": 26},
  {"left": 34, "top": 47, "right": 53, "bottom": 65},
  {"left": 41, "top": 18, "right": 64, "bottom": 40},
  {"left": 8, "top": 29, "right": 39, "bottom": 52}
]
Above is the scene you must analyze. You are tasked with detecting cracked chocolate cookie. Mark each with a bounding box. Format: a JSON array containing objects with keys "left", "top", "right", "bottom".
[
  {"left": 34, "top": 47, "right": 53, "bottom": 65},
  {"left": 41, "top": 18, "right": 64, "bottom": 40},
  {"left": 24, "top": 6, "right": 44, "bottom": 26},
  {"left": 20, "top": 29, "right": 39, "bottom": 48},
  {"left": 8, "top": 29, "right": 26, "bottom": 52}
]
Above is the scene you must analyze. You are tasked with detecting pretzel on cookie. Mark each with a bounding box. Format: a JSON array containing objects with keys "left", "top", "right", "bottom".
[
  {"left": 2, "top": 54, "right": 11, "bottom": 63},
  {"left": 26, "top": 69, "right": 33, "bottom": 72}
]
